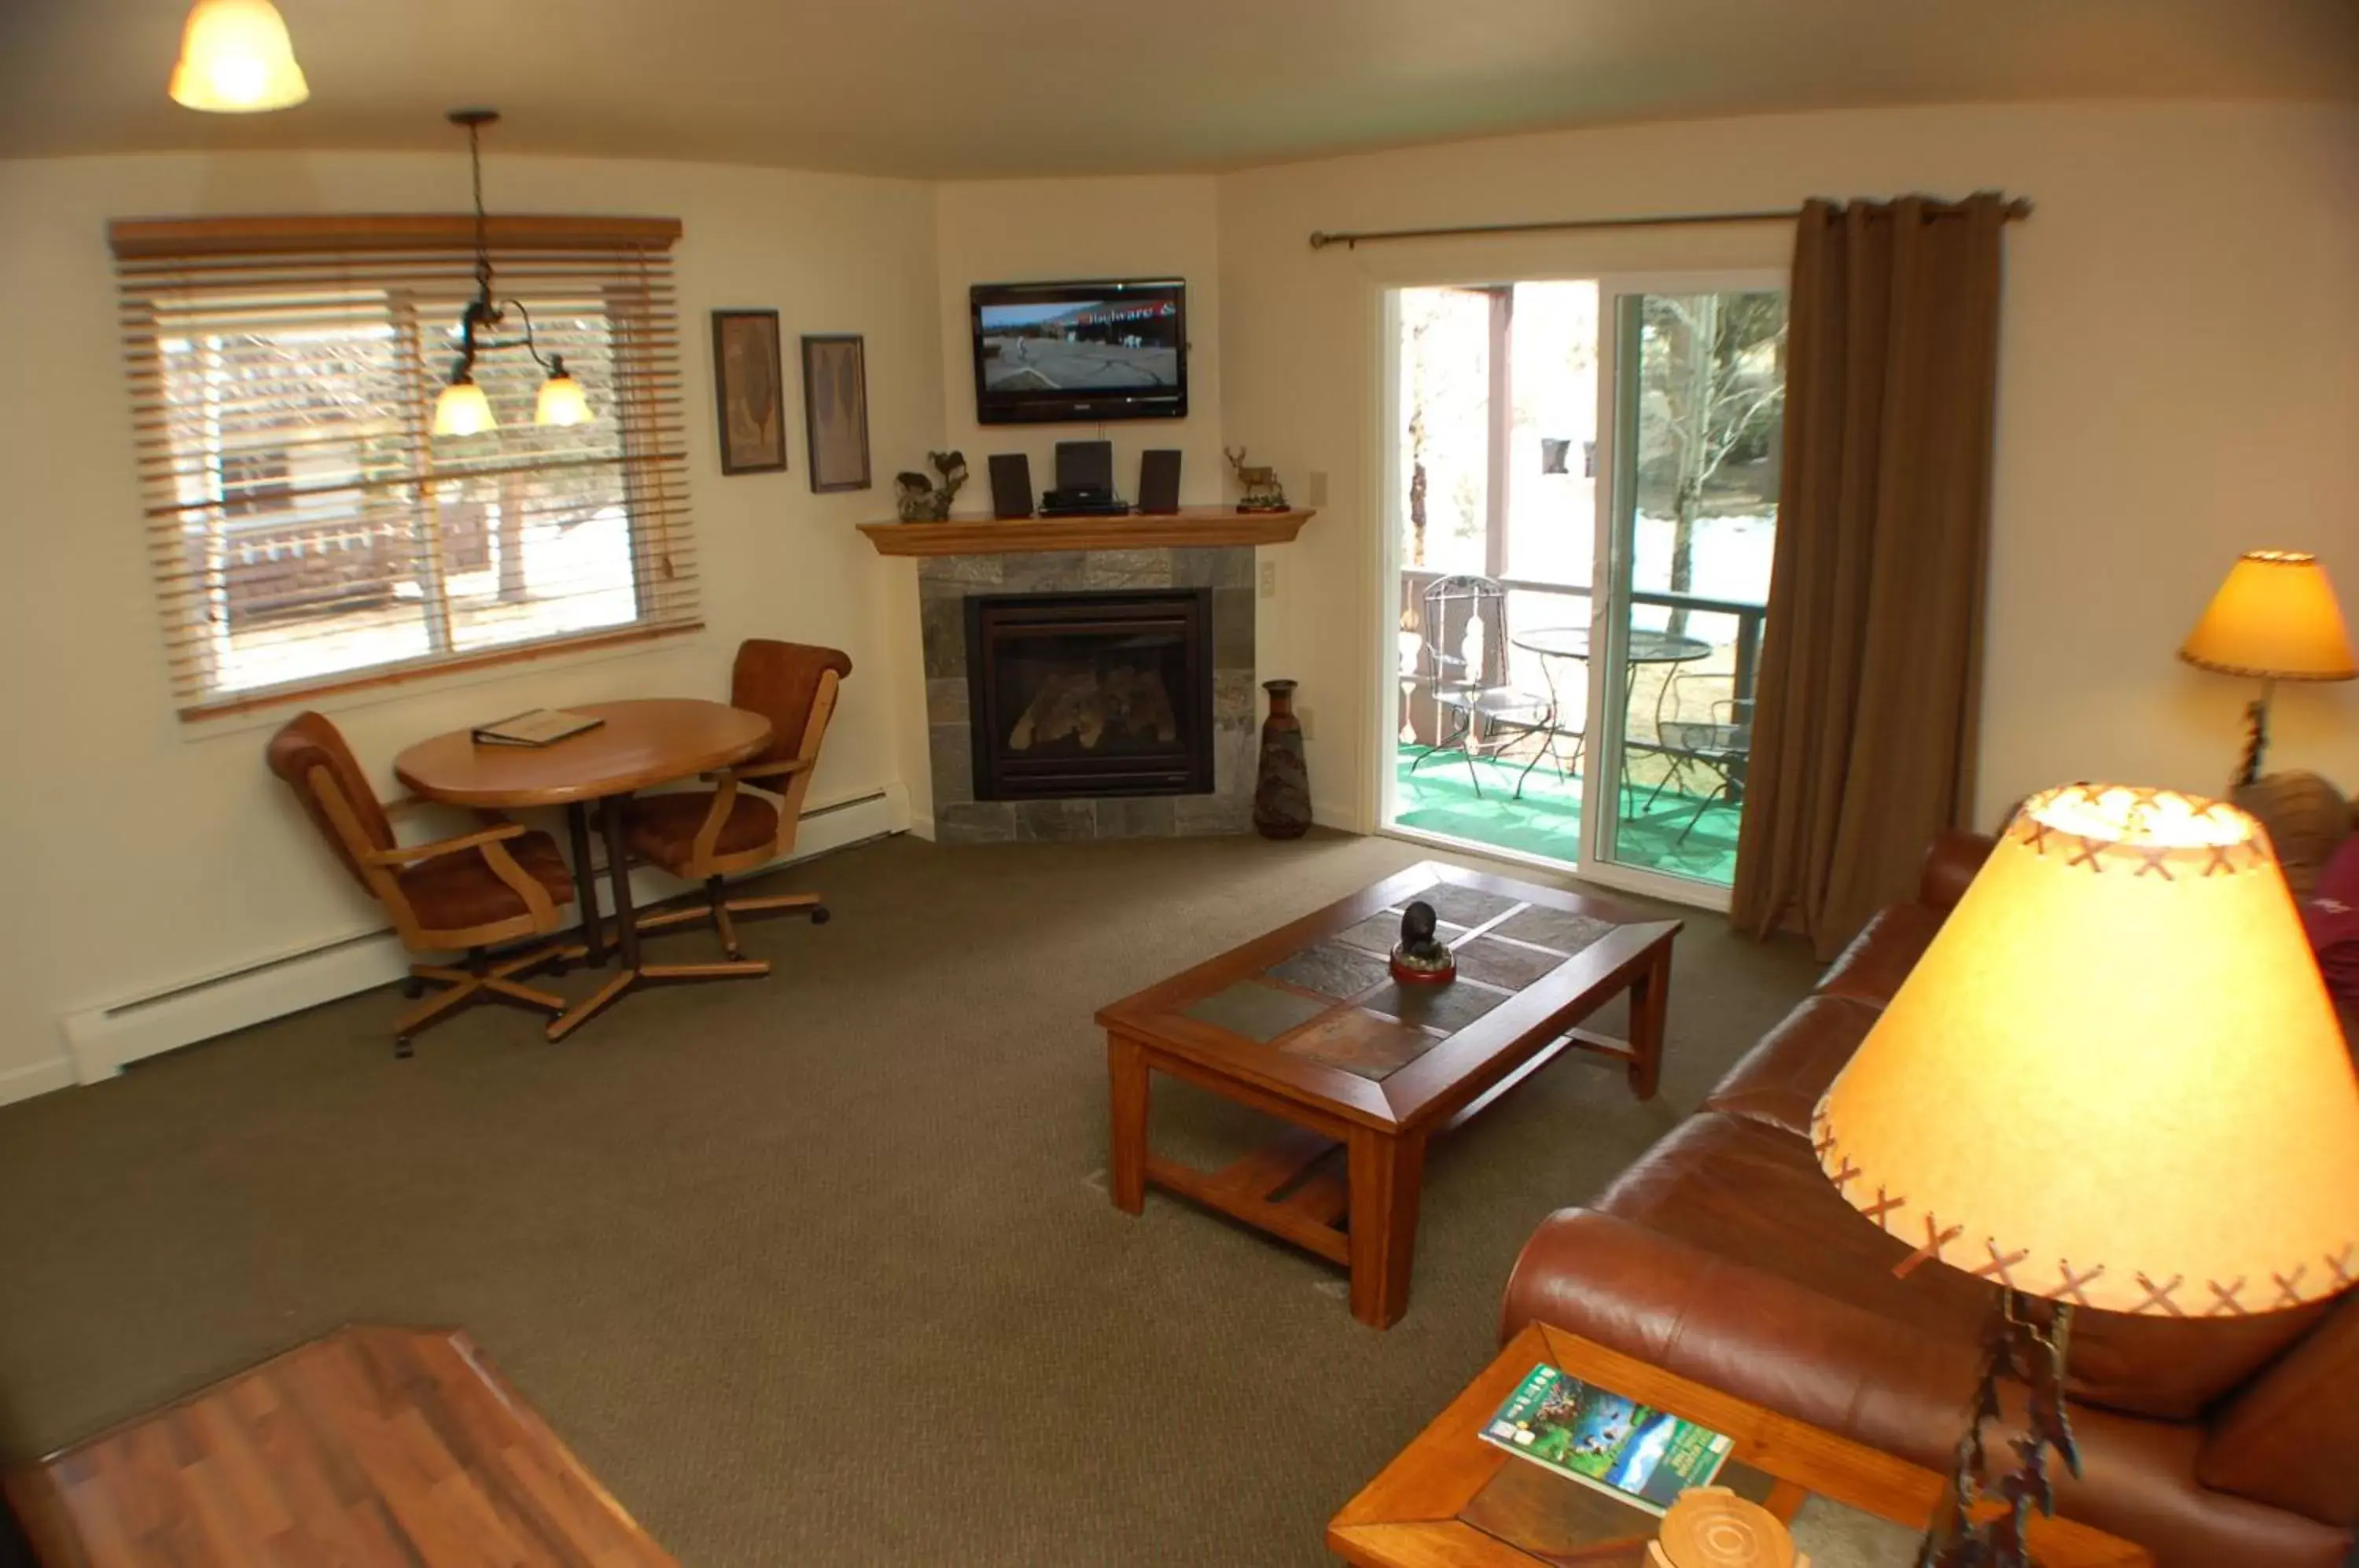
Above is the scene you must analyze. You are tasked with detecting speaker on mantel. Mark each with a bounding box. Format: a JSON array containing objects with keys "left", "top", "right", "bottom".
[
  {"left": 1054, "top": 440, "right": 1114, "bottom": 496},
  {"left": 987, "top": 453, "right": 1033, "bottom": 519},
  {"left": 1138, "top": 449, "right": 1183, "bottom": 515}
]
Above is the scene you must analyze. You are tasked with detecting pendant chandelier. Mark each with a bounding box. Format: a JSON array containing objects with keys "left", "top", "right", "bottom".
[
  {"left": 168, "top": 0, "right": 310, "bottom": 113},
  {"left": 430, "top": 109, "right": 592, "bottom": 437}
]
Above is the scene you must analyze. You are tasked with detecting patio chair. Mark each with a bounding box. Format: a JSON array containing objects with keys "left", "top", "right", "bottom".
[
  {"left": 1404, "top": 574, "right": 1563, "bottom": 800},
  {"left": 1643, "top": 682, "right": 1754, "bottom": 845}
]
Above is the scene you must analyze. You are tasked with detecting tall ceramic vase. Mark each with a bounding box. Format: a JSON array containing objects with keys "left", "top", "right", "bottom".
[{"left": 1253, "top": 679, "right": 1312, "bottom": 840}]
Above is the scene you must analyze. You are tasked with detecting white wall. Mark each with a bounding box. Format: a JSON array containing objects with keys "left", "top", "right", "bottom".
[
  {"left": 0, "top": 150, "right": 943, "bottom": 1101},
  {"left": 1217, "top": 102, "right": 2359, "bottom": 834}
]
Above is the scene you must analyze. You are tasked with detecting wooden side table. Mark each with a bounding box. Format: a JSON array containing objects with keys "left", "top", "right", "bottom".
[
  {"left": 1330, "top": 1323, "right": 2155, "bottom": 1567},
  {"left": 5, "top": 1326, "right": 678, "bottom": 1566}
]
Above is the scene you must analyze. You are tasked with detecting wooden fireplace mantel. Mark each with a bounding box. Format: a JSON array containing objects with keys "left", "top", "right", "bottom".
[{"left": 856, "top": 506, "right": 1316, "bottom": 558}]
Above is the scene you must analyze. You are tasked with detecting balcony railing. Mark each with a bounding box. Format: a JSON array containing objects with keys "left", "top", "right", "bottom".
[{"left": 1400, "top": 569, "right": 1766, "bottom": 711}]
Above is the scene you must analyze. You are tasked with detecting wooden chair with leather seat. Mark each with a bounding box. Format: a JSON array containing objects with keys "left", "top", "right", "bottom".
[
  {"left": 626, "top": 640, "right": 851, "bottom": 963},
  {"left": 266, "top": 712, "right": 583, "bottom": 1057}
]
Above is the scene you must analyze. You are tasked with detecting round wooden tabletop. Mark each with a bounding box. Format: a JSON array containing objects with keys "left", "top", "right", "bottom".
[{"left": 393, "top": 699, "right": 773, "bottom": 808}]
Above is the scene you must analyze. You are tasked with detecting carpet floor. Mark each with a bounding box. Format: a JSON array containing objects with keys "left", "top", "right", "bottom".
[{"left": 0, "top": 829, "right": 1827, "bottom": 1566}]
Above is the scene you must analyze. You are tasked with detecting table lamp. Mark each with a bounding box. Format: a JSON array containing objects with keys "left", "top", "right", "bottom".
[
  {"left": 2177, "top": 550, "right": 2355, "bottom": 785},
  {"left": 1811, "top": 782, "right": 2359, "bottom": 1566}
]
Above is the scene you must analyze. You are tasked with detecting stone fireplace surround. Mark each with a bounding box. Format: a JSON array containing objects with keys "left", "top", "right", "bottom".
[{"left": 921, "top": 546, "right": 1257, "bottom": 842}]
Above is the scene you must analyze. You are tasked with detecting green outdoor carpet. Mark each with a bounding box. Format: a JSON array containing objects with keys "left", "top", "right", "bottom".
[
  {"left": 1393, "top": 747, "right": 1743, "bottom": 885},
  {"left": 0, "top": 830, "right": 1821, "bottom": 1566}
]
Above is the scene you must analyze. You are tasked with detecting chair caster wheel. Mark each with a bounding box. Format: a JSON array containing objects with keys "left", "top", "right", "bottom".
[
  {"left": 810, "top": 907, "right": 830, "bottom": 926},
  {"left": 395, "top": 1038, "right": 414, "bottom": 1059},
  {"left": 400, "top": 977, "right": 425, "bottom": 999}
]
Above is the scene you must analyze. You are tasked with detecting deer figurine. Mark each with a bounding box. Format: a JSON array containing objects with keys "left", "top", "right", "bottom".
[{"left": 1224, "top": 446, "right": 1289, "bottom": 513}]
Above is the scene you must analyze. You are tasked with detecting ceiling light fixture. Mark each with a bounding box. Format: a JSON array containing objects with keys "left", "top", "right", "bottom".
[
  {"left": 430, "top": 109, "right": 591, "bottom": 437},
  {"left": 168, "top": 0, "right": 310, "bottom": 113}
]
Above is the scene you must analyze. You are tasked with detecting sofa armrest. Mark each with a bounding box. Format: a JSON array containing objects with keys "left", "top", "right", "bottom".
[
  {"left": 2197, "top": 1290, "right": 2359, "bottom": 1526},
  {"left": 1500, "top": 1207, "right": 1974, "bottom": 1460},
  {"left": 1919, "top": 830, "right": 1997, "bottom": 912}
]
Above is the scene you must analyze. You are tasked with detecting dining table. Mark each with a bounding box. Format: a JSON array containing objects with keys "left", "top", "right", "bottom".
[{"left": 394, "top": 698, "right": 773, "bottom": 1040}]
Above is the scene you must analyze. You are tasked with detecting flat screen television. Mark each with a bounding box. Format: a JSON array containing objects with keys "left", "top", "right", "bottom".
[{"left": 970, "top": 278, "right": 1187, "bottom": 425}]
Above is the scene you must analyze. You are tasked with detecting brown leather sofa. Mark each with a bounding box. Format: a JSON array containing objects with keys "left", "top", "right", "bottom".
[{"left": 1501, "top": 832, "right": 2359, "bottom": 1568}]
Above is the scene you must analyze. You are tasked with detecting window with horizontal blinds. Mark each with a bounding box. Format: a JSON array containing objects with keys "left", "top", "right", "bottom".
[{"left": 112, "top": 215, "right": 694, "bottom": 719}]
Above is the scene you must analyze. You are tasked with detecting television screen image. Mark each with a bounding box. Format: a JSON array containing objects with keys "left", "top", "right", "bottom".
[
  {"left": 970, "top": 280, "right": 1187, "bottom": 425},
  {"left": 980, "top": 299, "right": 1180, "bottom": 392}
]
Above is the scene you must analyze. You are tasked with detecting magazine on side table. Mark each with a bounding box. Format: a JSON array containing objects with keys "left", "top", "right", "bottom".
[{"left": 1480, "top": 1363, "right": 1735, "bottom": 1516}]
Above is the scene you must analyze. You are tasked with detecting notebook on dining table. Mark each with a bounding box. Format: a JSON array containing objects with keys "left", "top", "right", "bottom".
[{"left": 469, "top": 709, "right": 605, "bottom": 748}]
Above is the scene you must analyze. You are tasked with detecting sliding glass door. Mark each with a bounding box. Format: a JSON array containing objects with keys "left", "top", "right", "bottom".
[
  {"left": 1382, "top": 272, "right": 1784, "bottom": 907},
  {"left": 1389, "top": 282, "right": 1600, "bottom": 866},
  {"left": 1580, "top": 282, "right": 1785, "bottom": 900}
]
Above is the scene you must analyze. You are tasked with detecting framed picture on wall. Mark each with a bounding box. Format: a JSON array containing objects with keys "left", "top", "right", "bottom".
[
  {"left": 800, "top": 333, "right": 872, "bottom": 492},
  {"left": 712, "top": 309, "right": 787, "bottom": 475}
]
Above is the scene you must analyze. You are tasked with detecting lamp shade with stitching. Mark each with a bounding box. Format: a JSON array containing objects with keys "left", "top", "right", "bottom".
[
  {"left": 2179, "top": 550, "right": 2357, "bottom": 682},
  {"left": 167, "top": 0, "right": 310, "bottom": 114},
  {"left": 1812, "top": 783, "right": 2359, "bottom": 1317}
]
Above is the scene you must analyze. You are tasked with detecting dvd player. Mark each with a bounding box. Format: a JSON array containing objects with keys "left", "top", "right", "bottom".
[{"left": 1040, "top": 486, "right": 1131, "bottom": 517}]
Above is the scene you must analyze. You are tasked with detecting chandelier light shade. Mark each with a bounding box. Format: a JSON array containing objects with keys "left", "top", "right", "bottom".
[
  {"left": 431, "top": 109, "right": 593, "bottom": 436},
  {"left": 1813, "top": 782, "right": 2359, "bottom": 1318},
  {"left": 167, "top": 0, "right": 310, "bottom": 114},
  {"left": 431, "top": 377, "right": 496, "bottom": 437},
  {"left": 534, "top": 363, "right": 592, "bottom": 426}
]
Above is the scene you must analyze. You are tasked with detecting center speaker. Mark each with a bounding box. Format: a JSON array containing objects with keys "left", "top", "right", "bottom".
[{"left": 1054, "top": 440, "right": 1114, "bottom": 495}]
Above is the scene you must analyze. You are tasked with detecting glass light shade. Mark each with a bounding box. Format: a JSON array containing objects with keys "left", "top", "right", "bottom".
[
  {"left": 1814, "top": 782, "right": 2359, "bottom": 1317},
  {"left": 2179, "top": 550, "right": 2357, "bottom": 682},
  {"left": 431, "top": 379, "right": 496, "bottom": 437},
  {"left": 167, "top": 0, "right": 310, "bottom": 113},
  {"left": 534, "top": 372, "right": 591, "bottom": 427}
]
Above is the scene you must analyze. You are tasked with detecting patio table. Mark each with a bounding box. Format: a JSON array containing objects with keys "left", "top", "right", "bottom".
[{"left": 1508, "top": 626, "right": 1711, "bottom": 804}]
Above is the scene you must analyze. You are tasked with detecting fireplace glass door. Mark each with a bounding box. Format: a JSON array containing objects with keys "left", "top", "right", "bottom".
[{"left": 966, "top": 589, "right": 1214, "bottom": 800}]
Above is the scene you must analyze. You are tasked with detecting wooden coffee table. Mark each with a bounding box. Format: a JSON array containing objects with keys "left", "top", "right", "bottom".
[
  {"left": 1095, "top": 862, "right": 1680, "bottom": 1328},
  {"left": 1330, "top": 1321, "right": 2156, "bottom": 1566}
]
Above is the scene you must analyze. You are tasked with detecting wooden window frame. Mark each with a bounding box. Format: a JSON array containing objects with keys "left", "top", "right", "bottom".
[{"left": 112, "top": 214, "right": 697, "bottom": 722}]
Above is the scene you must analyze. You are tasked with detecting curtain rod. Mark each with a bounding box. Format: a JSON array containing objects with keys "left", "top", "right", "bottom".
[{"left": 1307, "top": 197, "right": 2033, "bottom": 251}]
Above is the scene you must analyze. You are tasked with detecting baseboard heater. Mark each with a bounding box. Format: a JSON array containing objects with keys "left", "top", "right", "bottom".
[{"left": 50, "top": 786, "right": 903, "bottom": 1095}]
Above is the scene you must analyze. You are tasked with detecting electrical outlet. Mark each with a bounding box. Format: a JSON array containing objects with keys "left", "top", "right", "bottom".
[
  {"left": 1308, "top": 469, "right": 1330, "bottom": 506},
  {"left": 1297, "top": 705, "right": 1316, "bottom": 741},
  {"left": 1259, "top": 560, "right": 1278, "bottom": 598}
]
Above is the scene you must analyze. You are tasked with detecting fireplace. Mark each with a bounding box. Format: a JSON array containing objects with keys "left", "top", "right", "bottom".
[{"left": 965, "top": 588, "right": 1216, "bottom": 800}]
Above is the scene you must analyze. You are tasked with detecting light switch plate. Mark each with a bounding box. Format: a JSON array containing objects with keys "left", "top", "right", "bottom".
[
  {"left": 1308, "top": 469, "right": 1330, "bottom": 506},
  {"left": 1259, "top": 560, "right": 1278, "bottom": 598}
]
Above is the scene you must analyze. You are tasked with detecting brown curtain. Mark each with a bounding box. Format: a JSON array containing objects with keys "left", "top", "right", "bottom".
[{"left": 1729, "top": 194, "right": 2008, "bottom": 959}]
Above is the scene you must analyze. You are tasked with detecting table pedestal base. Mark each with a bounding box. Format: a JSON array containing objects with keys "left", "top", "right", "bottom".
[
  {"left": 542, "top": 793, "right": 776, "bottom": 1040},
  {"left": 545, "top": 959, "right": 771, "bottom": 1040}
]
